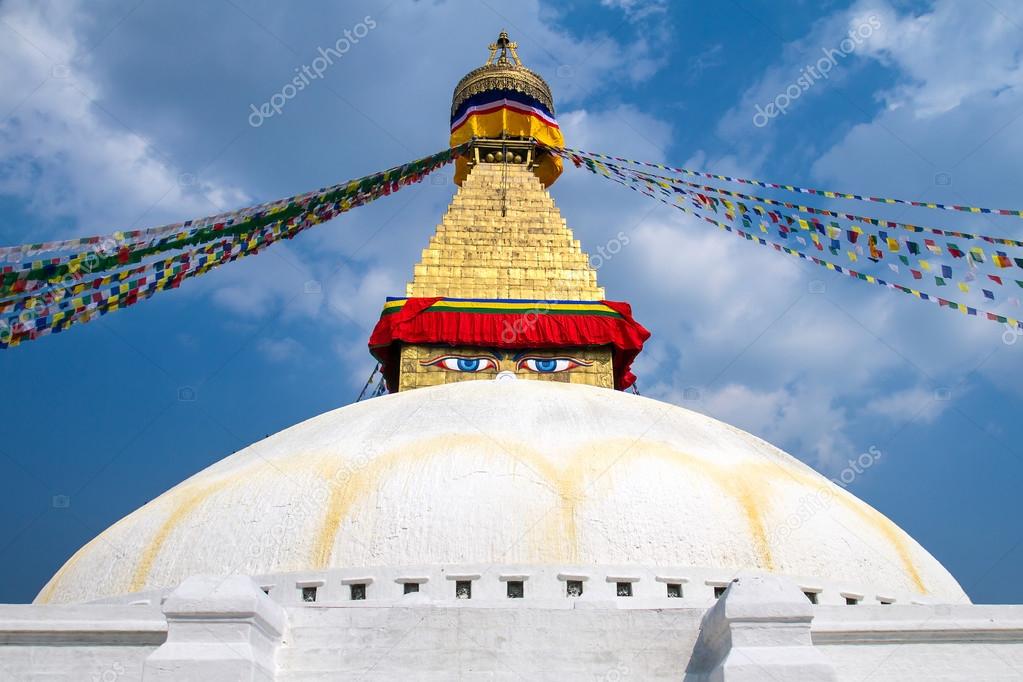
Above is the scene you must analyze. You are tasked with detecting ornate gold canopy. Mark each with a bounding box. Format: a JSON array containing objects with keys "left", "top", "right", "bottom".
[{"left": 451, "top": 30, "right": 556, "bottom": 118}]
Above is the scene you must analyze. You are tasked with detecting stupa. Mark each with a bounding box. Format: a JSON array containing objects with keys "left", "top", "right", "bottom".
[{"left": 5, "top": 32, "right": 1022, "bottom": 682}]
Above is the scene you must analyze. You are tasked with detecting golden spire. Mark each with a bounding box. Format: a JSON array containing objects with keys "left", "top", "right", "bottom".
[
  {"left": 451, "top": 32, "right": 555, "bottom": 119},
  {"left": 486, "top": 30, "right": 522, "bottom": 66}
]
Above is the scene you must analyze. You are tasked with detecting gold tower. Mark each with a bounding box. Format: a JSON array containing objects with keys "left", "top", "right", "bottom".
[{"left": 371, "top": 33, "right": 648, "bottom": 394}]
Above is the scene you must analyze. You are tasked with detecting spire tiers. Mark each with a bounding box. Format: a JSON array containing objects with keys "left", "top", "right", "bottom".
[{"left": 407, "top": 162, "right": 603, "bottom": 300}]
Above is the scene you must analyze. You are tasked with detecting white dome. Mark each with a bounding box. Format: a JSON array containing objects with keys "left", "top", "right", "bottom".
[{"left": 37, "top": 380, "right": 966, "bottom": 604}]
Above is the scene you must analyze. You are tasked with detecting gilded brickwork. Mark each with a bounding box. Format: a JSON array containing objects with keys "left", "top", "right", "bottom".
[
  {"left": 399, "top": 160, "right": 611, "bottom": 391},
  {"left": 398, "top": 344, "right": 614, "bottom": 392},
  {"left": 406, "top": 162, "right": 604, "bottom": 300}
]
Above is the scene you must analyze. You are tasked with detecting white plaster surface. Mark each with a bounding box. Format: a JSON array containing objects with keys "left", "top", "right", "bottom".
[
  {"left": 92, "top": 564, "right": 944, "bottom": 609},
  {"left": 0, "top": 603, "right": 165, "bottom": 680},
  {"left": 3, "top": 585, "right": 1023, "bottom": 680},
  {"left": 37, "top": 381, "right": 966, "bottom": 605},
  {"left": 144, "top": 575, "right": 285, "bottom": 681}
]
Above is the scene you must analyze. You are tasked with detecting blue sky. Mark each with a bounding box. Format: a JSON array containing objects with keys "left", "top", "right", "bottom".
[{"left": 1, "top": 0, "right": 1021, "bottom": 604}]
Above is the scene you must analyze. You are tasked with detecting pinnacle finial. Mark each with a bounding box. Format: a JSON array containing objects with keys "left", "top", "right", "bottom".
[{"left": 486, "top": 30, "right": 522, "bottom": 67}]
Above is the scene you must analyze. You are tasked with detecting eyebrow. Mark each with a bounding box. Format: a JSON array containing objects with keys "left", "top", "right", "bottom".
[
  {"left": 423, "top": 351, "right": 502, "bottom": 362},
  {"left": 511, "top": 351, "right": 591, "bottom": 362},
  {"left": 510, "top": 351, "right": 560, "bottom": 361}
]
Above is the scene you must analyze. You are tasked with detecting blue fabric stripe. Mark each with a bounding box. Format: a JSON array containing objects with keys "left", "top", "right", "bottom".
[{"left": 451, "top": 88, "right": 554, "bottom": 124}]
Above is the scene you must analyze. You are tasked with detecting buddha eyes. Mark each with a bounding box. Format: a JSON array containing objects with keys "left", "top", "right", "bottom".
[
  {"left": 517, "top": 356, "right": 589, "bottom": 373},
  {"left": 421, "top": 354, "right": 590, "bottom": 374},
  {"left": 422, "top": 356, "right": 497, "bottom": 373}
]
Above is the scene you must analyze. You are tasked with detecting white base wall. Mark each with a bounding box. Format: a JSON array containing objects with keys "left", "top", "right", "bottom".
[
  {"left": 3, "top": 573, "right": 1023, "bottom": 680},
  {"left": 0, "top": 604, "right": 165, "bottom": 680}
]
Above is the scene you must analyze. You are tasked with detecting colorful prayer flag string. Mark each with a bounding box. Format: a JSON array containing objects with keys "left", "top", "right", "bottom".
[
  {"left": 561, "top": 147, "right": 1021, "bottom": 331},
  {"left": 583, "top": 157, "right": 1023, "bottom": 251},
  {"left": 555, "top": 145, "right": 1023, "bottom": 219},
  {"left": 0, "top": 145, "right": 467, "bottom": 295},
  {"left": 0, "top": 146, "right": 467, "bottom": 263},
  {"left": 0, "top": 145, "right": 463, "bottom": 348},
  {"left": 552, "top": 148, "right": 1013, "bottom": 293}
]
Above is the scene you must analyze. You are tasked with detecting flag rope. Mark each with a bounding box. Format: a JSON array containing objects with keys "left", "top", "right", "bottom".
[
  {"left": 582, "top": 155, "right": 1022, "bottom": 291},
  {"left": 580, "top": 156, "right": 1023, "bottom": 249},
  {"left": 0, "top": 145, "right": 464, "bottom": 348},
  {"left": 551, "top": 147, "right": 1020, "bottom": 286},
  {"left": 560, "top": 147, "right": 1021, "bottom": 331},
  {"left": 556, "top": 144, "right": 1023, "bottom": 218}
]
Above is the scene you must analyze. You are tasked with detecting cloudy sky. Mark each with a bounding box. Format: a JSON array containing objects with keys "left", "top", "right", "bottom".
[{"left": 1, "top": 0, "right": 1021, "bottom": 604}]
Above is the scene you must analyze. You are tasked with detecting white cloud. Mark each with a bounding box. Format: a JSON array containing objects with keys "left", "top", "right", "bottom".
[
  {"left": 600, "top": 0, "right": 668, "bottom": 21},
  {"left": 646, "top": 381, "right": 857, "bottom": 472},
  {"left": 196, "top": 244, "right": 321, "bottom": 321},
  {"left": 0, "top": 1, "right": 246, "bottom": 237},
  {"left": 560, "top": 104, "right": 673, "bottom": 162},
  {"left": 326, "top": 265, "right": 403, "bottom": 332},
  {"left": 256, "top": 336, "right": 303, "bottom": 362},
  {"left": 851, "top": 0, "right": 1023, "bottom": 117},
  {"left": 860, "top": 385, "right": 951, "bottom": 424}
]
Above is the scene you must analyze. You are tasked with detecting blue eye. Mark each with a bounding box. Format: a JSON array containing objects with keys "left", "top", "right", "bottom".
[
  {"left": 457, "top": 358, "right": 480, "bottom": 372},
  {"left": 518, "top": 357, "right": 589, "bottom": 374},
  {"left": 534, "top": 358, "right": 558, "bottom": 373},
  {"left": 423, "top": 356, "right": 497, "bottom": 373}
]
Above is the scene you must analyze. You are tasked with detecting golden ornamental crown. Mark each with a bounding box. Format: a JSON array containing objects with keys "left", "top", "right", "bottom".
[{"left": 451, "top": 31, "right": 555, "bottom": 118}]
